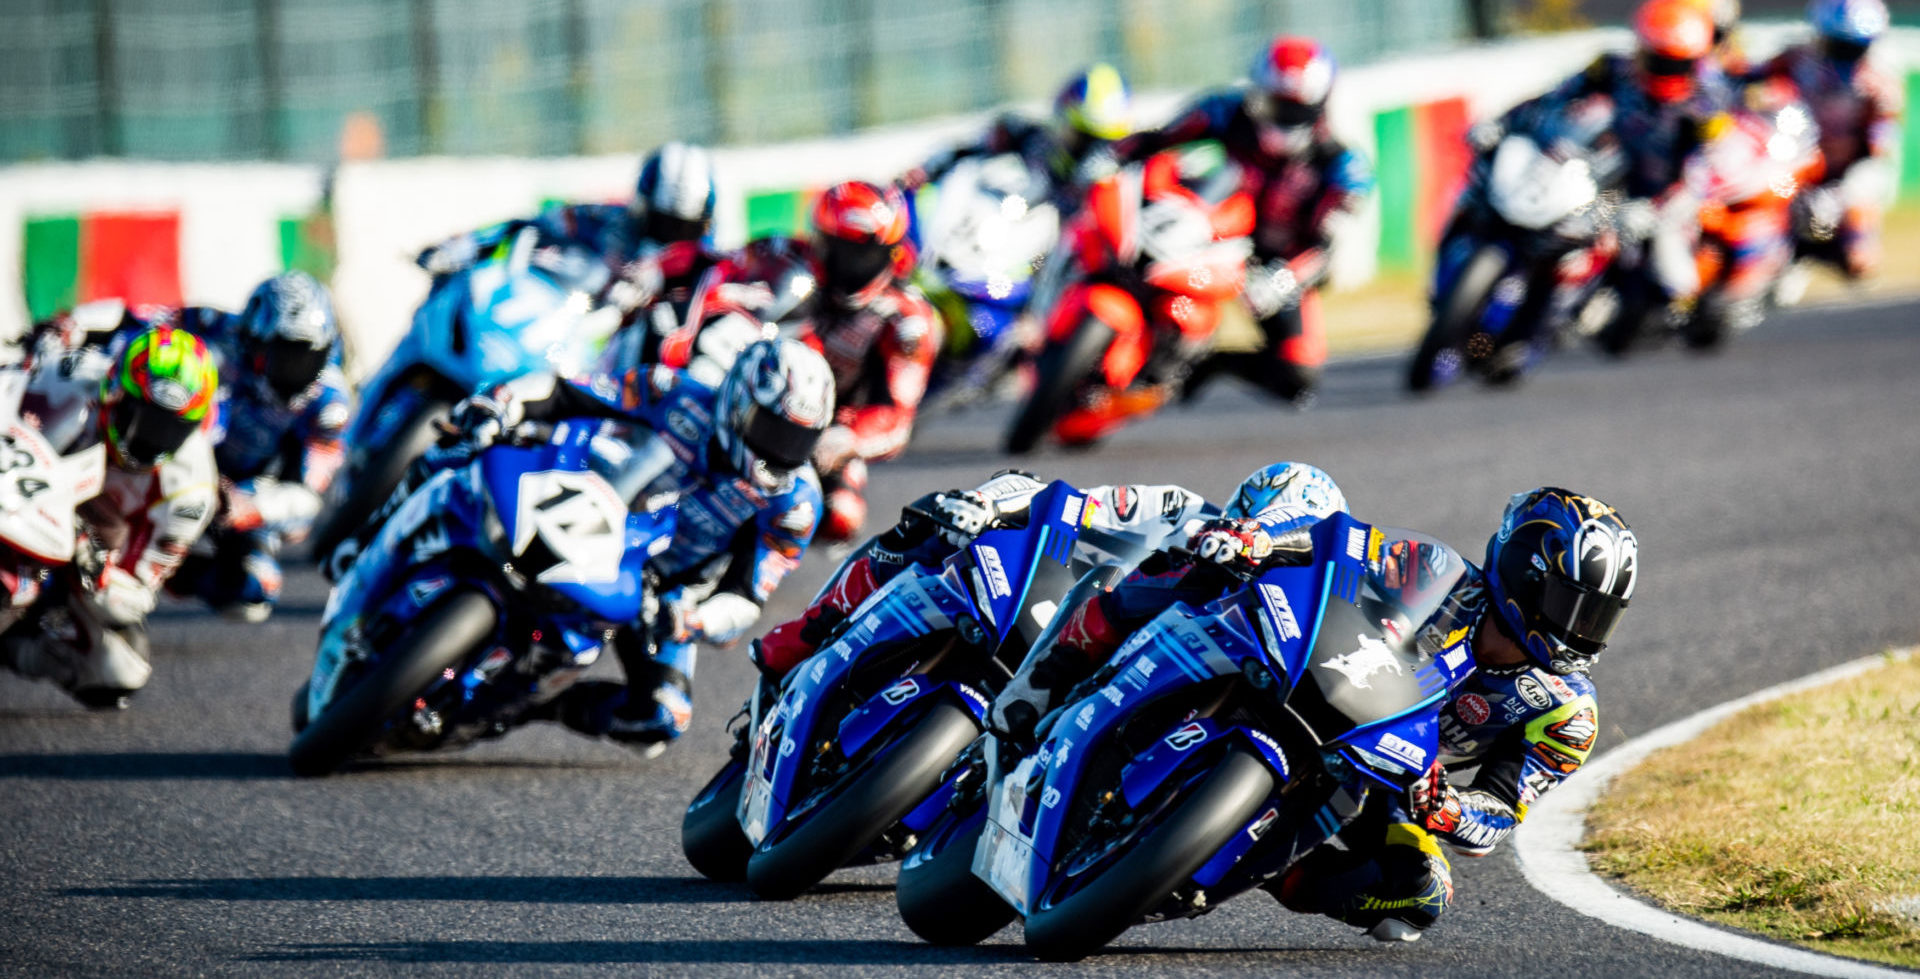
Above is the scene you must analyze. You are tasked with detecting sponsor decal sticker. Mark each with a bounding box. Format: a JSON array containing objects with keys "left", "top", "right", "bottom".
[
  {"left": 1060, "top": 495, "right": 1084, "bottom": 527},
  {"left": 881, "top": 677, "right": 919, "bottom": 705},
  {"left": 1455, "top": 693, "right": 1492, "bottom": 726},
  {"left": 1366, "top": 527, "right": 1384, "bottom": 565},
  {"left": 1377, "top": 731, "right": 1427, "bottom": 768},
  {"left": 1075, "top": 704, "right": 1095, "bottom": 730},
  {"left": 1346, "top": 526, "right": 1366, "bottom": 560},
  {"left": 1257, "top": 584, "right": 1302, "bottom": 642},
  {"left": 665, "top": 410, "right": 701, "bottom": 443},
  {"left": 1040, "top": 786, "right": 1061, "bottom": 809},
  {"left": 1515, "top": 674, "right": 1552, "bottom": 709},
  {"left": 977, "top": 545, "right": 1012, "bottom": 599},
  {"left": 1164, "top": 722, "right": 1208, "bottom": 751},
  {"left": 1111, "top": 485, "right": 1137, "bottom": 521}
]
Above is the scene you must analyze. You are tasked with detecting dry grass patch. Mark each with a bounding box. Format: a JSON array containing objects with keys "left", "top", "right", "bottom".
[{"left": 1584, "top": 653, "right": 1920, "bottom": 969}]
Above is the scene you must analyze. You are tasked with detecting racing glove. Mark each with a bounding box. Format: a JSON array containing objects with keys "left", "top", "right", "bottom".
[
  {"left": 445, "top": 393, "right": 517, "bottom": 450},
  {"left": 1242, "top": 259, "right": 1303, "bottom": 319},
  {"left": 931, "top": 491, "right": 995, "bottom": 547},
  {"left": 1408, "top": 761, "right": 1463, "bottom": 835},
  {"left": 1188, "top": 517, "right": 1274, "bottom": 573}
]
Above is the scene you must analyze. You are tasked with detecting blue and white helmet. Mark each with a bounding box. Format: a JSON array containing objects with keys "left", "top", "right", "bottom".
[
  {"left": 633, "top": 142, "right": 718, "bottom": 244},
  {"left": 712, "top": 338, "right": 835, "bottom": 489},
  {"left": 1808, "top": 0, "right": 1888, "bottom": 46},
  {"left": 1224, "top": 462, "right": 1348, "bottom": 525},
  {"left": 237, "top": 271, "right": 337, "bottom": 400}
]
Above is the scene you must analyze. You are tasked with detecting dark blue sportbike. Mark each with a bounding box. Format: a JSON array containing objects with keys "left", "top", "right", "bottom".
[
  {"left": 682, "top": 481, "right": 1177, "bottom": 899},
  {"left": 290, "top": 418, "right": 674, "bottom": 776},
  {"left": 895, "top": 512, "right": 1479, "bottom": 960}
]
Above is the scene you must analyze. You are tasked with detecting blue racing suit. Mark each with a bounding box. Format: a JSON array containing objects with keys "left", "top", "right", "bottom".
[
  {"left": 1272, "top": 556, "right": 1600, "bottom": 937},
  {"left": 357, "top": 366, "right": 823, "bottom": 744},
  {"left": 168, "top": 307, "right": 350, "bottom": 619}
]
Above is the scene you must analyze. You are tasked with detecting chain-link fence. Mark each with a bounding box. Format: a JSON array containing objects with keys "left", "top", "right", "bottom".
[{"left": 3, "top": 0, "right": 1474, "bottom": 163}]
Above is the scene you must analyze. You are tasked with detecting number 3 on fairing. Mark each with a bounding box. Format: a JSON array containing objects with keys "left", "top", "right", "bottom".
[{"left": 513, "top": 469, "right": 627, "bottom": 584}]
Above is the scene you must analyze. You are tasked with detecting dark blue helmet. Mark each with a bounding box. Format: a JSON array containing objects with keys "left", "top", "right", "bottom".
[
  {"left": 238, "top": 271, "right": 337, "bottom": 401},
  {"left": 633, "top": 142, "right": 717, "bottom": 245},
  {"left": 1483, "top": 488, "right": 1637, "bottom": 675}
]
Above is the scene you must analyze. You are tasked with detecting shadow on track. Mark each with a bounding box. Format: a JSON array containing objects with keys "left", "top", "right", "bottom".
[
  {"left": 61, "top": 875, "right": 836, "bottom": 905},
  {"left": 245, "top": 937, "right": 1331, "bottom": 965},
  {"left": 0, "top": 751, "right": 286, "bottom": 780}
]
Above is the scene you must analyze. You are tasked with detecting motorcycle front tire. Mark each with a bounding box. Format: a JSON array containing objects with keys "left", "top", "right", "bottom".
[
  {"left": 1004, "top": 316, "right": 1116, "bottom": 455},
  {"left": 309, "top": 398, "right": 449, "bottom": 566},
  {"left": 681, "top": 757, "right": 754, "bottom": 882},
  {"left": 288, "top": 589, "right": 495, "bottom": 777},
  {"left": 896, "top": 805, "right": 1015, "bottom": 946},
  {"left": 1408, "top": 245, "right": 1506, "bottom": 393},
  {"left": 1022, "top": 745, "right": 1274, "bottom": 962},
  {"left": 744, "top": 699, "right": 980, "bottom": 901}
]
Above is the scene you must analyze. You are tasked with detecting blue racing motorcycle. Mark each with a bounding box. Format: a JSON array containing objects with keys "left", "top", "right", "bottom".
[
  {"left": 311, "top": 227, "right": 624, "bottom": 562},
  {"left": 895, "top": 513, "right": 1477, "bottom": 960},
  {"left": 682, "top": 481, "right": 1177, "bottom": 898},
  {"left": 290, "top": 418, "right": 674, "bottom": 777}
]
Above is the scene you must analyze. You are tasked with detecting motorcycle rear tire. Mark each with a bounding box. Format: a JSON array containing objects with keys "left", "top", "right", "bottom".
[
  {"left": 681, "top": 758, "right": 753, "bottom": 882},
  {"left": 744, "top": 699, "right": 980, "bottom": 901},
  {"left": 309, "top": 399, "right": 449, "bottom": 566},
  {"left": 288, "top": 589, "right": 495, "bottom": 777},
  {"left": 1004, "top": 317, "right": 1115, "bottom": 455},
  {"left": 896, "top": 806, "right": 1014, "bottom": 946},
  {"left": 1022, "top": 745, "right": 1273, "bottom": 962},
  {"left": 1408, "top": 245, "right": 1506, "bottom": 393}
]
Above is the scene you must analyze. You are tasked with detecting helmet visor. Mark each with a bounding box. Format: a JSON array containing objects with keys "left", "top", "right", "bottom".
[
  {"left": 110, "top": 397, "right": 198, "bottom": 468},
  {"left": 1535, "top": 573, "right": 1629, "bottom": 654},
  {"left": 1822, "top": 37, "right": 1870, "bottom": 64},
  {"left": 648, "top": 212, "right": 709, "bottom": 245},
  {"left": 819, "top": 237, "right": 894, "bottom": 296},
  {"left": 264, "top": 338, "right": 328, "bottom": 400},
  {"left": 738, "top": 401, "right": 821, "bottom": 473},
  {"left": 1247, "top": 92, "right": 1321, "bottom": 129}
]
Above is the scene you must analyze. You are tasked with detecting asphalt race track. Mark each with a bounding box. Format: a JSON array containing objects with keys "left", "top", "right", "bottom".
[{"left": 3, "top": 298, "right": 1917, "bottom": 978}]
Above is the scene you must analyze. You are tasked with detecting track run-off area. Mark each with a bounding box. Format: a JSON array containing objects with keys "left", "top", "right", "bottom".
[{"left": 3, "top": 298, "right": 1916, "bottom": 978}]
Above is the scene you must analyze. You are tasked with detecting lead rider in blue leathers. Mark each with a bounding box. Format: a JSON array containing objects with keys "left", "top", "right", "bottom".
[
  {"left": 329, "top": 337, "right": 835, "bottom": 749},
  {"left": 985, "top": 482, "right": 1637, "bottom": 942}
]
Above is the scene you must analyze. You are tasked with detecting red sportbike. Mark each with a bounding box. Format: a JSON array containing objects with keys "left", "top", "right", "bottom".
[{"left": 1005, "top": 149, "right": 1255, "bottom": 454}]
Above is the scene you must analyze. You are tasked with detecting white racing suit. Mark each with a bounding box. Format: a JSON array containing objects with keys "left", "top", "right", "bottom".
[{"left": 0, "top": 350, "right": 217, "bottom": 707}]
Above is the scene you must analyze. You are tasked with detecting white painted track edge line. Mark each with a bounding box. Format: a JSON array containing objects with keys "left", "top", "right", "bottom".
[{"left": 1514, "top": 648, "right": 1918, "bottom": 979}]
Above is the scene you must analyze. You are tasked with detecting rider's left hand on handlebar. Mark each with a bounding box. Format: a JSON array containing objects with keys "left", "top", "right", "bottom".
[{"left": 931, "top": 490, "right": 994, "bottom": 546}]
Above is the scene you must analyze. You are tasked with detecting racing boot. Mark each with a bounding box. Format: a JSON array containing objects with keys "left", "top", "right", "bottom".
[{"left": 1269, "top": 821, "right": 1454, "bottom": 942}]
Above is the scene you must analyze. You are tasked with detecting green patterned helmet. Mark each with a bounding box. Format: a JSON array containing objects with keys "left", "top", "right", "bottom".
[{"left": 99, "top": 325, "right": 219, "bottom": 469}]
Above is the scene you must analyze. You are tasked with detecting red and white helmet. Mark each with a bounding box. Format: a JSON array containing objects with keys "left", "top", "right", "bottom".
[
  {"left": 810, "top": 181, "right": 914, "bottom": 308},
  {"left": 1247, "top": 37, "right": 1336, "bottom": 157}
]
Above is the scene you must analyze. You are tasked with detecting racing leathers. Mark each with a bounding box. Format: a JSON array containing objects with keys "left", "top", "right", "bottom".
[
  {"left": 166, "top": 309, "right": 349, "bottom": 621},
  {"left": 1756, "top": 43, "right": 1904, "bottom": 278},
  {"left": 1497, "top": 54, "right": 1737, "bottom": 329},
  {"left": 752, "top": 471, "right": 1214, "bottom": 678},
  {"left": 1109, "top": 91, "right": 1374, "bottom": 404},
  {"left": 338, "top": 367, "right": 821, "bottom": 747},
  {"left": 745, "top": 239, "right": 939, "bottom": 543},
  {"left": 1, "top": 345, "right": 218, "bottom": 707}
]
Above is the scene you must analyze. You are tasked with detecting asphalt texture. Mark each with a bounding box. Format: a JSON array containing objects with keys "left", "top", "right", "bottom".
[{"left": 3, "top": 298, "right": 1917, "bottom": 978}]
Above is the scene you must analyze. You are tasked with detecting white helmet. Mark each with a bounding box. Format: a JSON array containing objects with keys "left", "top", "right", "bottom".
[
  {"left": 633, "top": 142, "right": 718, "bottom": 244},
  {"left": 1224, "top": 461, "right": 1348, "bottom": 524},
  {"left": 713, "top": 339, "right": 834, "bottom": 488}
]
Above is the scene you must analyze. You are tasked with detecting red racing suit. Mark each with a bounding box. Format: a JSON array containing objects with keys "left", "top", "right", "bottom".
[{"left": 1109, "top": 92, "right": 1373, "bottom": 401}]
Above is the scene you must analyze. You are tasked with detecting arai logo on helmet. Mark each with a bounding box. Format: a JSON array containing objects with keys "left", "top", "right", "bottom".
[{"left": 146, "top": 378, "right": 192, "bottom": 412}]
